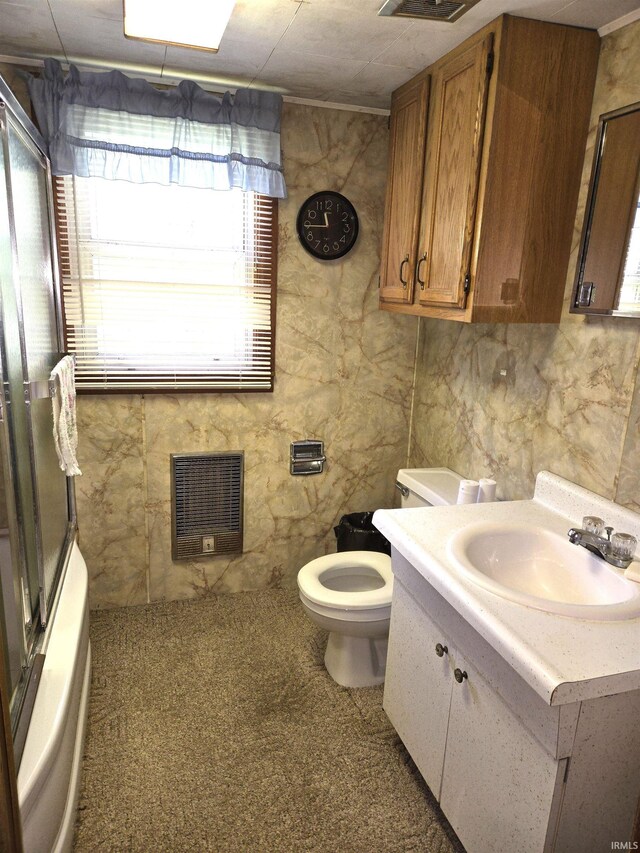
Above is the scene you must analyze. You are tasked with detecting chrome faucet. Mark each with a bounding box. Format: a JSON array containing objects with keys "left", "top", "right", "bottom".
[{"left": 567, "top": 517, "right": 637, "bottom": 569}]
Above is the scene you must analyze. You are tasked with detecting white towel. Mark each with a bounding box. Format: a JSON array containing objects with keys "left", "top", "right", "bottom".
[{"left": 50, "top": 355, "right": 81, "bottom": 477}]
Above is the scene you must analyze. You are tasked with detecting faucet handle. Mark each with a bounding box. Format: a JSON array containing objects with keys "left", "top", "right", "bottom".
[
  {"left": 583, "top": 516, "right": 605, "bottom": 535},
  {"left": 610, "top": 532, "right": 637, "bottom": 561}
]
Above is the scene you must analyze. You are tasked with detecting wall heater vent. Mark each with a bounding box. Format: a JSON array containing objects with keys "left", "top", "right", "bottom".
[
  {"left": 378, "top": 0, "right": 482, "bottom": 23},
  {"left": 171, "top": 452, "right": 244, "bottom": 560}
]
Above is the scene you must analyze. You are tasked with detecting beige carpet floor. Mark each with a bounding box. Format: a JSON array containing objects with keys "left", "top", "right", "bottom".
[{"left": 73, "top": 589, "right": 464, "bottom": 853}]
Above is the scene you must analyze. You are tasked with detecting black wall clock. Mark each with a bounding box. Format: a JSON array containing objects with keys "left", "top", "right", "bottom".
[{"left": 296, "top": 191, "right": 359, "bottom": 260}]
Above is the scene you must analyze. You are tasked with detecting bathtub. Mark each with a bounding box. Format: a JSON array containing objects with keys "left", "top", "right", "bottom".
[{"left": 17, "top": 541, "right": 91, "bottom": 853}]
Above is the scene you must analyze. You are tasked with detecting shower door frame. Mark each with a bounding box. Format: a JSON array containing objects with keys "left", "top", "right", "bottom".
[
  {"left": 0, "top": 662, "right": 21, "bottom": 851},
  {"left": 0, "top": 82, "right": 77, "bottom": 625},
  {"left": 0, "top": 75, "right": 77, "bottom": 743}
]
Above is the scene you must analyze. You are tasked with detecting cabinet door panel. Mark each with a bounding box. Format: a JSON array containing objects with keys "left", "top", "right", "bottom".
[
  {"left": 383, "top": 581, "right": 451, "bottom": 798},
  {"left": 441, "top": 659, "right": 563, "bottom": 853},
  {"left": 380, "top": 77, "right": 429, "bottom": 304},
  {"left": 419, "top": 34, "right": 493, "bottom": 308}
]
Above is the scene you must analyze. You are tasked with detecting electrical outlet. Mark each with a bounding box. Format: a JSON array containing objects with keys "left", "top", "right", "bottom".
[{"left": 202, "top": 536, "right": 215, "bottom": 553}]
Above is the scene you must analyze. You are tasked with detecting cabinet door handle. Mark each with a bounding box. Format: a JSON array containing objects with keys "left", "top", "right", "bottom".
[
  {"left": 399, "top": 254, "right": 410, "bottom": 288},
  {"left": 435, "top": 642, "right": 448, "bottom": 657},
  {"left": 454, "top": 668, "right": 468, "bottom": 684},
  {"left": 416, "top": 252, "right": 427, "bottom": 290}
]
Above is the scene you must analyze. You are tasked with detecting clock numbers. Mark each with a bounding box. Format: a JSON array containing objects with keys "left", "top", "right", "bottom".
[{"left": 297, "top": 192, "right": 359, "bottom": 260}]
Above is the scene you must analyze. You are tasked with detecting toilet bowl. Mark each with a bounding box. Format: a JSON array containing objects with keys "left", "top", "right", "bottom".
[
  {"left": 298, "top": 467, "right": 464, "bottom": 688},
  {"left": 297, "top": 551, "right": 393, "bottom": 688}
]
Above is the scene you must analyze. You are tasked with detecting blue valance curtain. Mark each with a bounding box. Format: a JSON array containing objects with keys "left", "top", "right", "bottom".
[{"left": 27, "top": 59, "right": 286, "bottom": 198}]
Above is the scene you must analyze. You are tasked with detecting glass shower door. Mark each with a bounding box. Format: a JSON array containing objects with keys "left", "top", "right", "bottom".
[
  {"left": 6, "top": 111, "right": 71, "bottom": 624},
  {"left": 0, "top": 108, "right": 38, "bottom": 695},
  {"left": 0, "top": 82, "right": 74, "bottom": 724}
]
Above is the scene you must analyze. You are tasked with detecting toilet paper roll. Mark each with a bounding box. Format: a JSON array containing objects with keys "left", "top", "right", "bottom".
[
  {"left": 477, "top": 478, "right": 497, "bottom": 503},
  {"left": 456, "top": 479, "right": 480, "bottom": 504}
]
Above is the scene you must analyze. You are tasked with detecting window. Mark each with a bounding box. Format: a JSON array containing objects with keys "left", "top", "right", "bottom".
[{"left": 54, "top": 177, "right": 277, "bottom": 392}]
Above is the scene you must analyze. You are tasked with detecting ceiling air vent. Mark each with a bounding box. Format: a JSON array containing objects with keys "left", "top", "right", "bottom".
[{"left": 378, "top": 0, "right": 482, "bottom": 23}]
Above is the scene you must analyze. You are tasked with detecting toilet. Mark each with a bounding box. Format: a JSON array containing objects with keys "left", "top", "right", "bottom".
[{"left": 297, "top": 467, "right": 463, "bottom": 688}]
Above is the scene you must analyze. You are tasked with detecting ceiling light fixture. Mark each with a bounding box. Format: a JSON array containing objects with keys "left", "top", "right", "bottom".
[{"left": 123, "top": 0, "right": 236, "bottom": 52}]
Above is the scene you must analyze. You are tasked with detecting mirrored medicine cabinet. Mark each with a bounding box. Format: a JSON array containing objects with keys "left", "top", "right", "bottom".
[{"left": 571, "top": 101, "right": 640, "bottom": 317}]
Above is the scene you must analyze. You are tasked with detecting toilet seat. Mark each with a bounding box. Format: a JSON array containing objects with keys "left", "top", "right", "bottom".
[{"left": 297, "top": 551, "right": 392, "bottom": 611}]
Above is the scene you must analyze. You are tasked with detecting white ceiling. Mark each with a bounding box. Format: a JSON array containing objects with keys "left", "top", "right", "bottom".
[{"left": 0, "top": 0, "right": 639, "bottom": 110}]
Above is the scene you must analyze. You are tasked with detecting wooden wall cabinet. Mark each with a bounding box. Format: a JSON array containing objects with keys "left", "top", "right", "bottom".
[
  {"left": 379, "top": 74, "right": 430, "bottom": 305},
  {"left": 379, "top": 15, "right": 601, "bottom": 323}
]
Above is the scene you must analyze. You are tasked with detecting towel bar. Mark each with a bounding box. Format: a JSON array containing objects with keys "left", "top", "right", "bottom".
[{"left": 26, "top": 379, "right": 56, "bottom": 400}]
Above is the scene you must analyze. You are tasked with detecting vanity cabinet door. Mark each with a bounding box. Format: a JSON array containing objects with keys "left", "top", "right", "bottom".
[
  {"left": 440, "top": 658, "right": 564, "bottom": 853},
  {"left": 383, "top": 581, "right": 452, "bottom": 798},
  {"left": 379, "top": 75, "right": 430, "bottom": 305}
]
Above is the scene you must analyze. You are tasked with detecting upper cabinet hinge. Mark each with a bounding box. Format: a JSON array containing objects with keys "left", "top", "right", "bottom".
[
  {"left": 486, "top": 52, "right": 494, "bottom": 77},
  {"left": 463, "top": 272, "right": 471, "bottom": 294},
  {"left": 377, "top": 275, "right": 381, "bottom": 289}
]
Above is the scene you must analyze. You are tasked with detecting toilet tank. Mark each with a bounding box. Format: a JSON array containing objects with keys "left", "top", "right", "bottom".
[{"left": 396, "top": 468, "right": 463, "bottom": 508}]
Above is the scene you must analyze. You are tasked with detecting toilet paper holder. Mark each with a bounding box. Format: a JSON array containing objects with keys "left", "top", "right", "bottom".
[{"left": 290, "top": 440, "right": 326, "bottom": 475}]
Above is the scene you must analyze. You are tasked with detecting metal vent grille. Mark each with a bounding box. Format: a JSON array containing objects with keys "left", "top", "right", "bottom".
[
  {"left": 378, "top": 0, "right": 482, "bottom": 23},
  {"left": 171, "top": 452, "right": 243, "bottom": 560}
]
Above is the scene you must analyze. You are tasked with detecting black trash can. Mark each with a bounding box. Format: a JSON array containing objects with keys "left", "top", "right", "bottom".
[{"left": 333, "top": 512, "right": 391, "bottom": 555}]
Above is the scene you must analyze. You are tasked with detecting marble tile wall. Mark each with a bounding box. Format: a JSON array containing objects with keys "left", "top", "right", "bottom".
[
  {"left": 75, "top": 102, "right": 419, "bottom": 608},
  {"left": 58, "top": 18, "right": 640, "bottom": 608},
  {"left": 409, "top": 20, "right": 640, "bottom": 507}
]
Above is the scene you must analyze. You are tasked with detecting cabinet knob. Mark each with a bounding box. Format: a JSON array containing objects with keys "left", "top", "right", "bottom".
[
  {"left": 416, "top": 252, "right": 427, "bottom": 290},
  {"left": 435, "top": 642, "right": 448, "bottom": 657},
  {"left": 399, "top": 254, "right": 410, "bottom": 288},
  {"left": 454, "top": 668, "right": 468, "bottom": 684}
]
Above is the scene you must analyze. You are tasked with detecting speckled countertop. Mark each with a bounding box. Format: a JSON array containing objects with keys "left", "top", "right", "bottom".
[{"left": 373, "top": 472, "right": 640, "bottom": 707}]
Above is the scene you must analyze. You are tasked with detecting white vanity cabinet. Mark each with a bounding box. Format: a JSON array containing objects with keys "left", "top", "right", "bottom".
[
  {"left": 383, "top": 553, "right": 640, "bottom": 853},
  {"left": 385, "top": 580, "right": 563, "bottom": 853},
  {"left": 383, "top": 580, "right": 451, "bottom": 796},
  {"left": 439, "top": 643, "right": 562, "bottom": 853}
]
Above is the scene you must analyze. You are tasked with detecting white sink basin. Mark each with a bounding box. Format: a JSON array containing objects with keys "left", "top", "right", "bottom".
[{"left": 448, "top": 522, "right": 640, "bottom": 620}]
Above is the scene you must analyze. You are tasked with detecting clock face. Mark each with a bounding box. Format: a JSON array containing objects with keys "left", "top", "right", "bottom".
[{"left": 296, "top": 191, "right": 359, "bottom": 260}]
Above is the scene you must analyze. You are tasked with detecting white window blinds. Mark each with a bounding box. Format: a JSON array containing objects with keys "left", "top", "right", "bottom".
[{"left": 55, "top": 176, "right": 277, "bottom": 392}]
